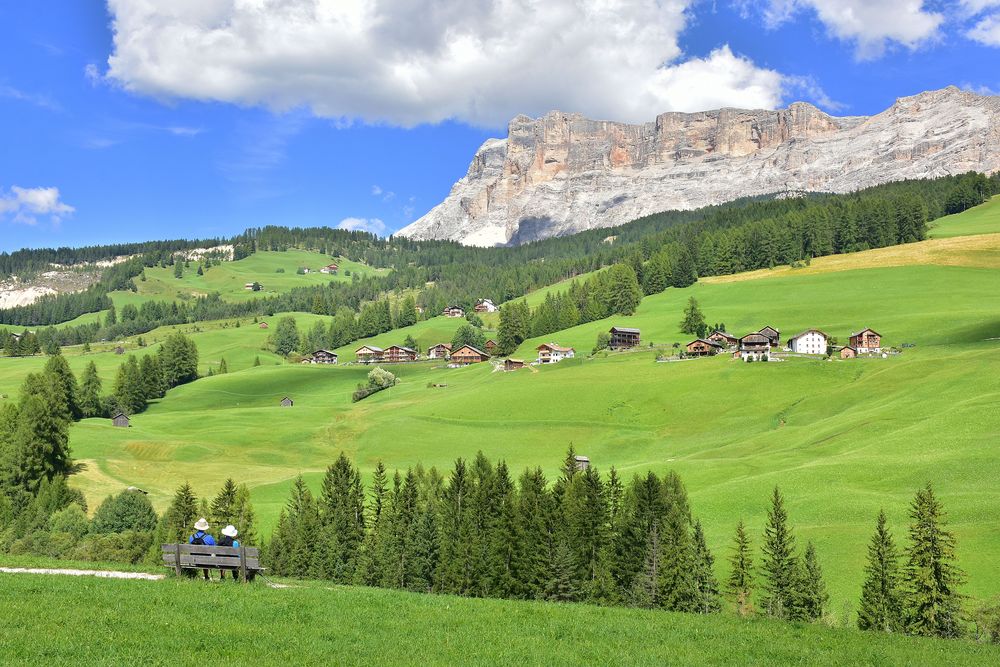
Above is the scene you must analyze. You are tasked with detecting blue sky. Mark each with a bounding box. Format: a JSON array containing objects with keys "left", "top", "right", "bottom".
[{"left": 1, "top": 1, "right": 998, "bottom": 251}]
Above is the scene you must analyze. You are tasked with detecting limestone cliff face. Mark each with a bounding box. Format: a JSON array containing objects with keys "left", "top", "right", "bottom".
[{"left": 398, "top": 87, "right": 1000, "bottom": 246}]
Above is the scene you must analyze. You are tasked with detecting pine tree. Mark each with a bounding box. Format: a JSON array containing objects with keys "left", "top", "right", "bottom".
[
  {"left": 78, "top": 361, "right": 103, "bottom": 418},
  {"left": 232, "top": 483, "right": 258, "bottom": 546},
  {"left": 904, "top": 483, "right": 966, "bottom": 638},
  {"left": 436, "top": 458, "right": 475, "bottom": 594},
  {"left": 691, "top": 519, "right": 721, "bottom": 613},
  {"left": 801, "top": 541, "right": 828, "bottom": 621},
  {"left": 858, "top": 510, "right": 903, "bottom": 632},
  {"left": 517, "top": 467, "right": 555, "bottom": 599},
  {"left": 658, "top": 473, "right": 699, "bottom": 612},
  {"left": 679, "top": 296, "right": 707, "bottom": 337},
  {"left": 603, "top": 263, "right": 642, "bottom": 316},
  {"left": 218, "top": 357, "right": 228, "bottom": 374},
  {"left": 161, "top": 482, "right": 199, "bottom": 542},
  {"left": 210, "top": 478, "right": 238, "bottom": 528},
  {"left": 761, "top": 486, "right": 799, "bottom": 619},
  {"left": 545, "top": 539, "right": 579, "bottom": 602},
  {"left": 43, "top": 354, "right": 80, "bottom": 420},
  {"left": 357, "top": 460, "right": 389, "bottom": 586},
  {"left": 316, "top": 453, "right": 366, "bottom": 583},
  {"left": 253, "top": 356, "right": 261, "bottom": 367},
  {"left": 727, "top": 520, "right": 755, "bottom": 616}
]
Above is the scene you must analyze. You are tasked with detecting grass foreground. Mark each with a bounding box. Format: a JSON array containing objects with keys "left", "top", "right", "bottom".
[{"left": 1, "top": 572, "right": 998, "bottom": 665}]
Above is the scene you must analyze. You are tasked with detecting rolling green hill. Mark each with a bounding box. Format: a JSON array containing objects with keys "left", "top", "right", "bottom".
[
  {"left": 2, "top": 572, "right": 997, "bottom": 665},
  {"left": 3, "top": 198, "right": 1000, "bottom": 619}
]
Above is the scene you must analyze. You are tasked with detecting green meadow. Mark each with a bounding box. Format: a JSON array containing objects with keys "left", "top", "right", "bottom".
[
  {"left": 2, "top": 573, "right": 997, "bottom": 665},
  {"left": 134, "top": 250, "right": 384, "bottom": 303},
  {"left": 929, "top": 195, "right": 1000, "bottom": 238},
  {"left": 3, "top": 200, "right": 1000, "bottom": 617}
]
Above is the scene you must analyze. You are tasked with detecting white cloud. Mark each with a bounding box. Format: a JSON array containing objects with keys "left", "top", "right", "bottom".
[
  {"left": 0, "top": 186, "right": 75, "bottom": 225},
  {"left": 84, "top": 63, "right": 103, "bottom": 86},
  {"left": 338, "top": 217, "right": 386, "bottom": 235},
  {"left": 960, "top": 0, "right": 1000, "bottom": 15},
  {"left": 758, "top": 1, "right": 944, "bottom": 58},
  {"left": 0, "top": 85, "right": 61, "bottom": 111},
  {"left": 967, "top": 13, "right": 1000, "bottom": 44},
  {"left": 104, "top": 0, "right": 787, "bottom": 126},
  {"left": 371, "top": 185, "right": 383, "bottom": 197}
]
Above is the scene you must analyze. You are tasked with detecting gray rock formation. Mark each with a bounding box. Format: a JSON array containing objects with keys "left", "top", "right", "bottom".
[{"left": 398, "top": 87, "right": 1000, "bottom": 246}]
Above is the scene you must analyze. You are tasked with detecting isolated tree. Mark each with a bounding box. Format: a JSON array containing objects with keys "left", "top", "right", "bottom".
[
  {"left": 218, "top": 357, "right": 228, "bottom": 374},
  {"left": 271, "top": 317, "right": 301, "bottom": 357},
  {"left": 858, "top": 510, "right": 904, "bottom": 632},
  {"left": 761, "top": 486, "right": 799, "bottom": 618},
  {"left": 679, "top": 297, "right": 707, "bottom": 337},
  {"left": 728, "top": 519, "right": 755, "bottom": 616},
  {"left": 159, "top": 332, "right": 199, "bottom": 387},
  {"left": 904, "top": 483, "right": 965, "bottom": 638}
]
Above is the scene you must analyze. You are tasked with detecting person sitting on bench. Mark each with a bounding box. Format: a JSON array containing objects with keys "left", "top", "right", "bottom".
[
  {"left": 218, "top": 525, "right": 241, "bottom": 581},
  {"left": 188, "top": 518, "right": 216, "bottom": 580}
]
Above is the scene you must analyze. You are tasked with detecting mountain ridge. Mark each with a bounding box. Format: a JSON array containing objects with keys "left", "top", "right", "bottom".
[{"left": 398, "top": 87, "right": 1000, "bottom": 246}]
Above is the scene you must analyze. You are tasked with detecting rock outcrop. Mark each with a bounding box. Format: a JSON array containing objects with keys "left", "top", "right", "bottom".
[{"left": 398, "top": 87, "right": 1000, "bottom": 246}]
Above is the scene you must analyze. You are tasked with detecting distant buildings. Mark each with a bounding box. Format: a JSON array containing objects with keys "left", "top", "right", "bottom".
[
  {"left": 111, "top": 412, "right": 130, "bottom": 428},
  {"left": 305, "top": 349, "right": 338, "bottom": 364},
  {"left": 280, "top": 397, "right": 293, "bottom": 407},
  {"left": 504, "top": 358, "right": 526, "bottom": 371},
  {"left": 428, "top": 343, "right": 452, "bottom": 359},
  {"left": 738, "top": 333, "right": 771, "bottom": 361},
  {"left": 355, "top": 345, "right": 384, "bottom": 364},
  {"left": 708, "top": 330, "right": 738, "bottom": 349},
  {"left": 609, "top": 327, "right": 640, "bottom": 349},
  {"left": 443, "top": 305, "right": 465, "bottom": 318},
  {"left": 787, "top": 329, "right": 829, "bottom": 355},
  {"left": 383, "top": 345, "right": 417, "bottom": 363},
  {"left": 484, "top": 339, "right": 498, "bottom": 355},
  {"left": 574, "top": 455, "right": 590, "bottom": 471},
  {"left": 244, "top": 282, "right": 263, "bottom": 291},
  {"left": 537, "top": 343, "right": 575, "bottom": 363},
  {"left": 258, "top": 322, "right": 269, "bottom": 329},
  {"left": 686, "top": 339, "right": 723, "bottom": 356},
  {"left": 474, "top": 299, "right": 498, "bottom": 313},
  {"left": 849, "top": 328, "right": 882, "bottom": 354},
  {"left": 450, "top": 345, "right": 490, "bottom": 365},
  {"left": 320, "top": 263, "right": 339, "bottom": 274},
  {"left": 758, "top": 326, "right": 781, "bottom": 348},
  {"left": 840, "top": 346, "right": 858, "bottom": 359}
]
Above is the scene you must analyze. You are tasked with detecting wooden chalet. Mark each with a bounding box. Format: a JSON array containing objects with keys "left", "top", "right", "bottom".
[
  {"left": 307, "top": 349, "right": 338, "bottom": 365},
  {"left": 536, "top": 342, "right": 575, "bottom": 363},
  {"left": 609, "top": 327, "right": 641, "bottom": 349},
  {"left": 450, "top": 345, "right": 490, "bottom": 365},
  {"left": 280, "top": 397, "right": 293, "bottom": 407},
  {"left": 839, "top": 346, "right": 858, "bottom": 359},
  {"left": 383, "top": 345, "right": 417, "bottom": 363},
  {"left": 738, "top": 333, "right": 771, "bottom": 361},
  {"left": 474, "top": 299, "right": 498, "bottom": 313},
  {"left": 686, "top": 338, "right": 723, "bottom": 356},
  {"left": 258, "top": 322, "right": 269, "bottom": 329},
  {"left": 707, "top": 330, "right": 738, "bottom": 348},
  {"left": 427, "top": 343, "right": 452, "bottom": 359},
  {"left": 111, "top": 412, "right": 130, "bottom": 428},
  {"left": 849, "top": 328, "right": 882, "bottom": 354},
  {"left": 484, "top": 339, "right": 498, "bottom": 354},
  {"left": 320, "top": 263, "right": 339, "bottom": 274},
  {"left": 442, "top": 305, "right": 465, "bottom": 318},
  {"left": 574, "top": 455, "right": 590, "bottom": 471},
  {"left": 504, "top": 358, "right": 526, "bottom": 371},
  {"left": 758, "top": 326, "right": 781, "bottom": 348},
  {"left": 355, "top": 345, "right": 384, "bottom": 364}
]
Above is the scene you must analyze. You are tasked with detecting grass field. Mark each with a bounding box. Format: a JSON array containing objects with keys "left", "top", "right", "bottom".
[
  {"left": 3, "top": 201, "right": 1000, "bottom": 620},
  {"left": 134, "top": 250, "right": 386, "bottom": 303},
  {"left": 1, "top": 572, "right": 997, "bottom": 665},
  {"left": 929, "top": 196, "right": 1000, "bottom": 238}
]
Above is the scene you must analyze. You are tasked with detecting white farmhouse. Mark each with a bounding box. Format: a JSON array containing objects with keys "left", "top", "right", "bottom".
[
  {"left": 786, "top": 329, "right": 829, "bottom": 355},
  {"left": 536, "top": 343, "right": 575, "bottom": 363}
]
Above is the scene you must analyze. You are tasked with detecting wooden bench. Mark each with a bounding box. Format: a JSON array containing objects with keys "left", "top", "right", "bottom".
[{"left": 161, "top": 544, "right": 263, "bottom": 582}]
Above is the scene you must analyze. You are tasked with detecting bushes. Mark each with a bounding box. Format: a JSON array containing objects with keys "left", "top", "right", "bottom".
[
  {"left": 90, "top": 490, "right": 159, "bottom": 534},
  {"left": 352, "top": 367, "right": 398, "bottom": 402}
]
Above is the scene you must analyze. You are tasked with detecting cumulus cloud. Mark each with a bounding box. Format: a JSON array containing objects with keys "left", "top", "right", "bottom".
[
  {"left": 0, "top": 186, "right": 75, "bottom": 225},
  {"left": 757, "top": 1, "right": 944, "bottom": 58},
  {"left": 967, "top": 13, "right": 1000, "bottom": 44},
  {"left": 338, "top": 217, "right": 386, "bottom": 235},
  {"left": 104, "top": 0, "right": 790, "bottom": 126}
]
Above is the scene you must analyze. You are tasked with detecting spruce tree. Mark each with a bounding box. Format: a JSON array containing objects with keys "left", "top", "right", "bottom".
[
  {"left": 161, "top": 483, "right": 199, "bottom": 542},
  {"left": 232, "top": 483, "right": 258, "bottom": 546},
  {"left": 761, "top": 486, "right": 799, "bottom": 619},
  {"left": 727, "top": 520, "right": 755, "bottom": 616},
  {"left": 517, "top": 467, "right": 555, "bottom": 599},
  {"left": 78, "top": 361, "right": 103, "bottom": 418},
  {"left": 316, "top": 453, "right": 366, "bottom": 583},
  {"left": 43, "top": 353, "right": 80, "bottom": 420},
  {"left": 904, "top": 483, "right": 966, "bottom": 638},
  {"left": 691, "top": 519, "right": 721, "bottom": 613},
  {"left": 801, "top": 541, "right": 829, "bottom": 621},
  {"left": 679, "top": 296, "right": 707, "bottom": 337},
  {"left": 858, "top": 510, "right": 903, "bottom": 632},
  {"left": 435, "top": 458, "right": 475, "bottom": 594},
  {"left": 210, "top": 478, "right": 238, "bottom": 528}
]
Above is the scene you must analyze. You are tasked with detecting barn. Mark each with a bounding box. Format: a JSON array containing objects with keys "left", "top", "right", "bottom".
[
  {"left": 280, "top": 397, "right": 293, "bottom": 407},
  {"left": 504, "top": 358, "right": 526, "bottom": 371},
  {"left": 686, "top": 339, "right": 723, "bottom": 356},
  {"left": 111, "top": 412, "right": 130, "bottom": 428},
  {"left": 450, "top": 345, "right": 490, "bottom": 365}
]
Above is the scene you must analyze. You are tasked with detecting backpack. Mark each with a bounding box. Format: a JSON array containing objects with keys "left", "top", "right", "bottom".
[
  {"left": 190, "top": 532, "right": 206, "bottom": 546},
  {"left": 219, "top": 535, "right": 235, "bottom": 548}
]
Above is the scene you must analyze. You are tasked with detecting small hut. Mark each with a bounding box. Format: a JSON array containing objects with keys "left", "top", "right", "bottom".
[
  {"left": 574, "top": 455, "right": 590, "bottom": 471},
  {"left": 114, "top": 345, "right": 125, "bottom": 355},
  {"left": 259, "top": 322, "right": 269, "bottom": 329},
  {"left": 111, "top": 412, "right": 130, "bottom": 428},
  {"left": 504, "top": 358, "right": 526, "bottom": 371},
  {"left": 839, "top": 346, "right": 858, "bottom": 359},
  {"left": 280, "top": 396, "right": 293, "bottom": 407}
]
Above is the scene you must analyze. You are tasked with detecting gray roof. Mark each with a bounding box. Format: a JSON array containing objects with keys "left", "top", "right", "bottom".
[{"left": 610, "top": 327, "right": 641, "bottom": 334}]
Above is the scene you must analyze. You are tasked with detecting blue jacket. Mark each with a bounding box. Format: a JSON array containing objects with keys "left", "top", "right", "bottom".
[{"left": 189, "top": 531, "right": 216, "bottom": 546}]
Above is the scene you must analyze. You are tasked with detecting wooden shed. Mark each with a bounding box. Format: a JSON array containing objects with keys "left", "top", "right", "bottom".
[
  {"left": 839, "top": 346, "right": 858, "bottom": 359},
  {"left": 111, "top": 412, "right": 130, "bottom": 428},
  {"left": 574, "top": 455, "right": 590, "bottom": 471},
  {"left": 280, "top": 396, "right": 293, "bottom": 407},
  {"left": 504, "top": 358, "right": 526, "bottom": 371},
  {"left": 758, "top": 326, "right": 781, "bottom": 348},
  {"left": 259, "top": 322, "right": 269, "bottom": 329}
]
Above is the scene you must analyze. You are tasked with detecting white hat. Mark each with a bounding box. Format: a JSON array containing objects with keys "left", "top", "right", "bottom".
[
  {"left": 221, "top": 525, "right": 238, "bottom": 538},
  {"left": 194, "top": 518, "right": 210, "bottom": 531}
]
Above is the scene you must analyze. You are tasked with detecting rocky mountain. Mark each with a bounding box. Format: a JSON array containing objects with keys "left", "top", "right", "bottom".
[{"left": 398, "top": 87, "right": 1000, "bottom": 246}]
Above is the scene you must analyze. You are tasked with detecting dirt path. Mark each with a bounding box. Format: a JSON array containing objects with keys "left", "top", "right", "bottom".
[{"left": 0, "top": 567, "right": 164, "bottom": 581}]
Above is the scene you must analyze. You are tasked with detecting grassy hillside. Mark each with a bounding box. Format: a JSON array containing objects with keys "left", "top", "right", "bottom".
[
  {"left": 2, "top": 573, "right": 997, "bottom": 665},
  {"left": 3, "top": 200, "right": 1000, "bottom": 618},
  {"left": 135, "top": 250, "right": 385, "bottom": 303},
  {"left": 929, "top": 195, "right": 1000, "bottom": 238}
]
